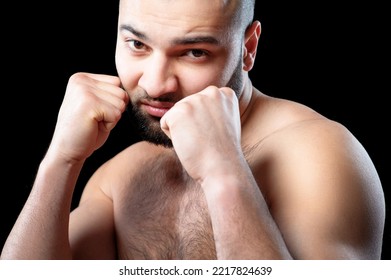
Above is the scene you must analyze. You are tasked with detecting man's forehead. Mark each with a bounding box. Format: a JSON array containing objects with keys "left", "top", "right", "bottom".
[
  {"left": 120, "top": 0, "right": 238, "bottom": 7},
  {"left": 118, "top": 0, "right": 240, "bottom": 43},
  {"left": 119, "top": 0, "right": 239, "bottom": 21}
]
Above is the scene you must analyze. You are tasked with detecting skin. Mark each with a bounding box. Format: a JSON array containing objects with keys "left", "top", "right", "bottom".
[{"left": 1, "top": 0, "right": 385, "bottom": 260}]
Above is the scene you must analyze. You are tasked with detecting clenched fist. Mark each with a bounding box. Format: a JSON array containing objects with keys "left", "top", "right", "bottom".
[
  {"left": 160, "top": 86, "right": 242, "bottom": 184},
  {"left": 48, "top": 72, "right": 129, "bottom": 163}
]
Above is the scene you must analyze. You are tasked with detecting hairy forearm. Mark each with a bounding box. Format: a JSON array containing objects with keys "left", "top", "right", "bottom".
[
  {"left": 202, "top": 170, "right": 292, "bottom": 260},
  {"left": 1, "top": 155, "right": 84, "bottom": 259}
]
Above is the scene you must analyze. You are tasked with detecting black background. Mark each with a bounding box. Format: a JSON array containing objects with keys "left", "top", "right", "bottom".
[{"left": 2, "top": 1, "right": 389, "bottom": 259}]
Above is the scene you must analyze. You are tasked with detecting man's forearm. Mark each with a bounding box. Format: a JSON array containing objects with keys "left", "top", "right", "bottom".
[
  {"left": 1, "top": 155, "right": 84, "bottom": 259},
  {"left": 202, "top": 171, "right": 292, "bottom": 260}
]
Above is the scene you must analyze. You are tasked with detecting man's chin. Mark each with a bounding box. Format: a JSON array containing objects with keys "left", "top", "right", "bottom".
[
  {"left": 140, "top": 130, "right": 173, "bottom": 148},
  {"left": 146, "top": 137, "right": 173, "bottom": 148},
  {"left": 126, "top": 104, "right": 174, "bottom": 148}
]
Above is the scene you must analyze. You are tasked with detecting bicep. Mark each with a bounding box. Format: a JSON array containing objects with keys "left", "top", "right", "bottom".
[
  {"left": 69, "top": 188, "right": 117, "bottom": 259},
  {"left": 275, "top": 175, "right": 383, "bottom": 260},
  {"left": 265, "top": 125, "right": 385, "bottom": 259}
]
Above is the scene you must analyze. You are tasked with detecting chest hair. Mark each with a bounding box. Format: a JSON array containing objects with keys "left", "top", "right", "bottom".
[{"left": 115, "top": 150, "right": 216, "bottom": 259}]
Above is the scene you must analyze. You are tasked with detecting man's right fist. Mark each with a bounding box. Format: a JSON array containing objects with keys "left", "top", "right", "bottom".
[{"left": 48, "top": 72, "right": 128, "bottom": 163}]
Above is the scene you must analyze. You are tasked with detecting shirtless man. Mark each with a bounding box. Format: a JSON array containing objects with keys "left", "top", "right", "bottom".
[{"left": 1, "top": 0, "right": 385, "bottom": 259}]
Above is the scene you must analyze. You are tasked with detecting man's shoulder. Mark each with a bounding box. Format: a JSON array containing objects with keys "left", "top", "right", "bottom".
[
  {"left": 85, "top": 141, "right": 175, "bottom": 196},
  {"left": 91, "top": 141, "right": 169, "bottom": 179},
  {"left": 243, "top": 92, "right": 350, "bottom": 151},
  {"left": 247, "top": 107, "right": 354, "bottom": 164},
  {"left": 108, "top": 141, "right": 172, "bottom": 169},
  {"left": 244, "top": 93, "right": 364, "bottom": 183}
]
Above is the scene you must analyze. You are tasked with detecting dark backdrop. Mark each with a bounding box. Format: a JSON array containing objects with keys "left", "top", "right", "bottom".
[{"left": 2, "top": 1, "right": 388, "bottom": 259}]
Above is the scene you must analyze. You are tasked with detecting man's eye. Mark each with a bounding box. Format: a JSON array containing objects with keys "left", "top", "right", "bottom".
[
  {"left": 186, "top": 49, "right": 208, "bottom": 58},
  {"left": 128, "top": 40, "right": 146, "bottom": 51}
]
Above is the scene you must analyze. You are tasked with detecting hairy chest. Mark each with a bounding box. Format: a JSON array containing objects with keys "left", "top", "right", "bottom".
[{"left": 114, "top": 151, "right": 216, "bottom": 259}]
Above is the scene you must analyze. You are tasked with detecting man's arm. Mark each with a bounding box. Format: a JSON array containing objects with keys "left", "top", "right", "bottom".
[
  {"left": 1, "top": 73, "right": 128, "bottom": 259},
  {"left": 161, "top": 86, "right": 292, "bottom": 259},
  {"left": 262, "top": 120, "right": 385, "bottom": 259},
  {"left": 160, "top": 86, "right": 385, "bottom": 259}
]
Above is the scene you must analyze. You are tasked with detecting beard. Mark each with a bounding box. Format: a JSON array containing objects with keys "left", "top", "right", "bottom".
[
  {"left": 126, "top": 100, "right": 174, "bottom": 147},
  {"left": 126, "top": 57, "right": 244, "bottom": 148}
]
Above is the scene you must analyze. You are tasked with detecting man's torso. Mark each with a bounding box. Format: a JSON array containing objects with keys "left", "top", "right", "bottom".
[
  {"left": 96, "top": 90, "right": 327, "bottom": 259},
  {"left": 113, "top": 148, "right": 217, "bottom": 259}
]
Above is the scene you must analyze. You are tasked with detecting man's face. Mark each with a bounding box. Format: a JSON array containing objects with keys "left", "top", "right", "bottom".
[{"left": 115, "top": 0, "right": 245, "bottom": 146}]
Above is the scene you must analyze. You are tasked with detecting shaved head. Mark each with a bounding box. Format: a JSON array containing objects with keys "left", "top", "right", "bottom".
[
  {"left": 119, "top": 0, "right": 255, "bottom": 33},
  {"left": 226, "top": 0, "right": 256, "bottom": 33}
]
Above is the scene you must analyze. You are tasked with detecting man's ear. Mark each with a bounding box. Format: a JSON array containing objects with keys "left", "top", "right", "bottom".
[{"left": 243, "top": 20, "right": 261, "bottom": 71}]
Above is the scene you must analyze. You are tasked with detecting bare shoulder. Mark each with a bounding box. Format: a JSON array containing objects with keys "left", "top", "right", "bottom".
[
  {"left": 80, "top": 141, "right": 167, "bottom": 201},
  {"left": 245, "top": 90, "right": 385, "bottom": 259},
  {"left": 244, "top": 90, "right": 381, "bottom": 182}
]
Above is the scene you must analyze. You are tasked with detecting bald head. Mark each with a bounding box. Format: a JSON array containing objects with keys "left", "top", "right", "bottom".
[
  {"left": 119, "top": 0, "right": 255, "bottom": 34},
  {"left": 226, "top": 0, "right": 256, "bottom": 32}
]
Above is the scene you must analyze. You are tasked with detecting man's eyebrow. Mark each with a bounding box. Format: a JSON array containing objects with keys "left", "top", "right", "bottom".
[
  {"left": 119, "top": 24, "right": 220, "bottom": 46},
  {"left": 171, "top": 36, "right": 220, "bottom": 46},
  {"left": 119, "top": 24, "right": 148, "bottom": 41}
]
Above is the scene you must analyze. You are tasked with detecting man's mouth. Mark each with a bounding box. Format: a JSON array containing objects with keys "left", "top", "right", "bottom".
[{"left": 140, "top": 100, "right": 175, "bottom": 118}]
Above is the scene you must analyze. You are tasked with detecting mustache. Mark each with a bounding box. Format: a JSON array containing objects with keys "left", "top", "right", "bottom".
[{"left": 123, "top": 85, "right": 181, "bottom": 103}]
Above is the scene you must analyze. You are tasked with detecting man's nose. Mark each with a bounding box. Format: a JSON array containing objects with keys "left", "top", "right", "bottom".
[{"left": 138, "top": 53, "right": 178, "bottom": 99}]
